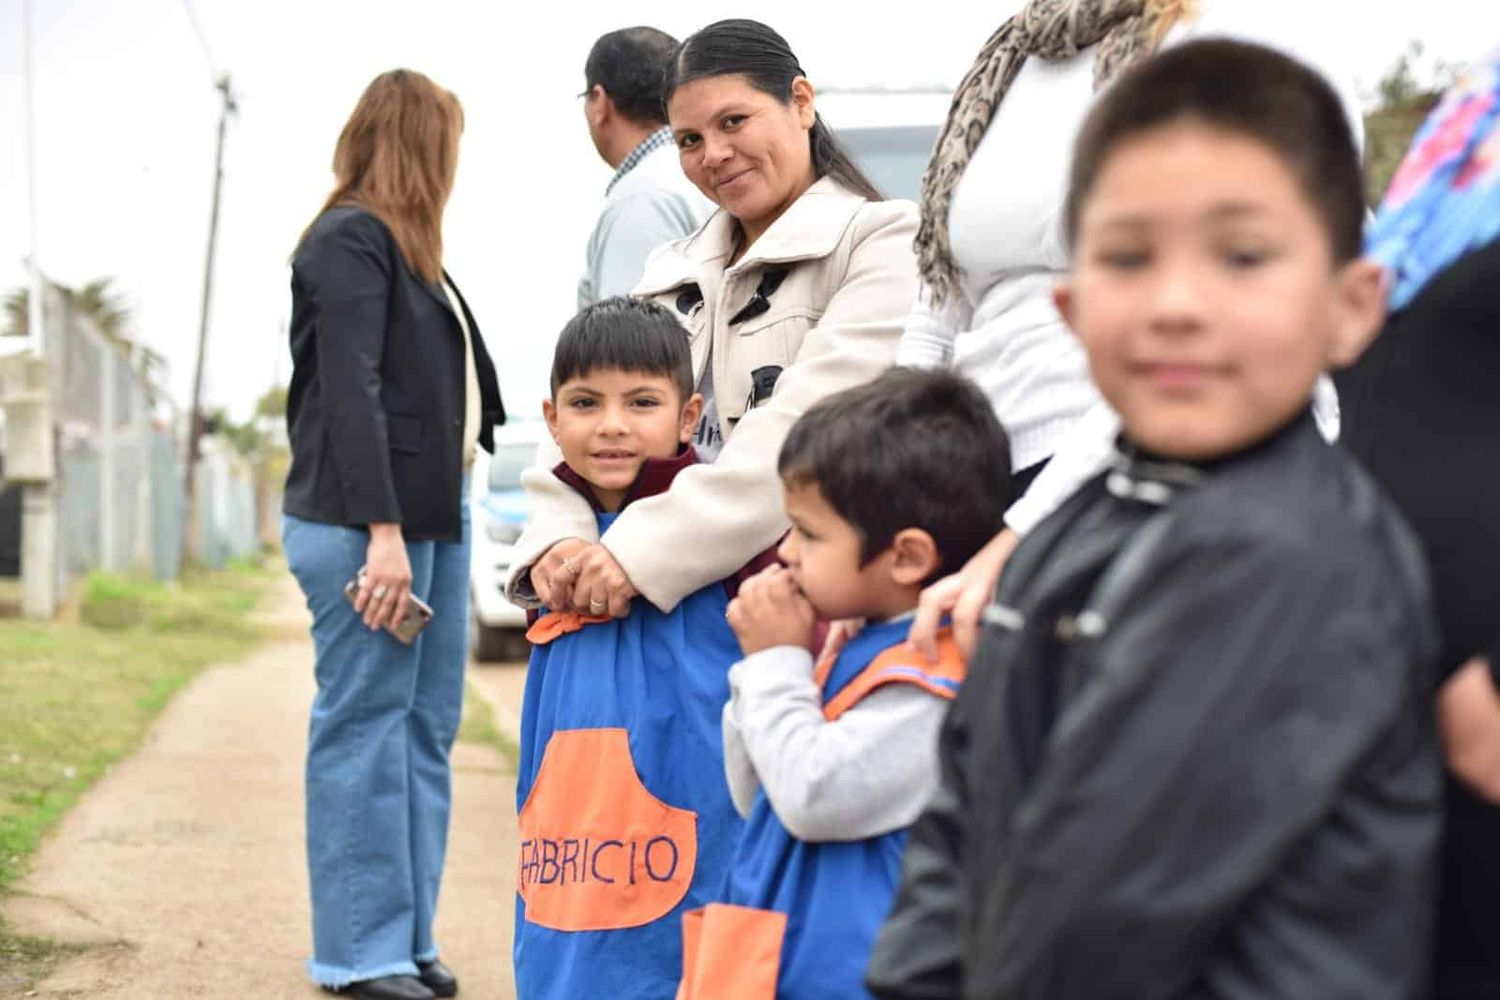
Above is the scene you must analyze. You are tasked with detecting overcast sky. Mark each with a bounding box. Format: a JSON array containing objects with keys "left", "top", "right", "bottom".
[{"left": 0, "top": 0, "right": 1492, "bottom": 421}]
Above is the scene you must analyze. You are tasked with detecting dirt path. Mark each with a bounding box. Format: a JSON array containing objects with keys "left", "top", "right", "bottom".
[{"left": 3, "top": 575, "right": 520, "bottom": 999}]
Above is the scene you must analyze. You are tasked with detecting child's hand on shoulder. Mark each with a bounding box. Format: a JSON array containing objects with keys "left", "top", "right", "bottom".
[{"left": 726, "top": 566, "right": 817, "bottom": 657}]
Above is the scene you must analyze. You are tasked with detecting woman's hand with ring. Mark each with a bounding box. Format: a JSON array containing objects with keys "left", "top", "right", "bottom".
[
  {"left": 569, "top": 543, "right": 639, "bottom": 619},
  {"left": 532, "top": 538, "right": 591, "bottom": 610},
  {"left": 358, "top": 523, "right": 413, "bottom": 631}
]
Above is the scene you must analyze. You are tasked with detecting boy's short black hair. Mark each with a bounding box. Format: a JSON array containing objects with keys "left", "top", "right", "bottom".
[
  {"left": 550, "top": 297, "right": 693, "bottom": 400},
  {"left": 1066, "top": 39, "right": 1364, "bottom": 262},
  {"left": 585, "top": 27, "right": 678, "bottom": 125},
  {"left": 778, "top": 368, "right": 1011, "bottom": 580}
]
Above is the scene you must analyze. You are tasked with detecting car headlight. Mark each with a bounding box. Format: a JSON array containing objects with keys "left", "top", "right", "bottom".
[{"left": 485, "top": 519, "right": 523, "bottom": 545}]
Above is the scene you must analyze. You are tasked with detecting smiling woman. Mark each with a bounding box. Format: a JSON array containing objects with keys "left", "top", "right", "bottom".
[
  {"left": 665, "top": 22, "right": 882, "bottom": 249},
  {"left": 507, "top": 18, "right": 920, "bottom": 622}
]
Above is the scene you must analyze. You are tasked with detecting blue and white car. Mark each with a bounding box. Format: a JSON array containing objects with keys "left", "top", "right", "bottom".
[{"left": 469, "top": 421, "right": 543, "bottom": 661}]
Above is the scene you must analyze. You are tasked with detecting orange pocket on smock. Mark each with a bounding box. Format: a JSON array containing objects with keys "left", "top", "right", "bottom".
[
  {"left": 677, "top": 903, "right": 785, "bottom": 1000},
  {"left": 517, "top": 728, "right": 698, "bottom": 931},
  {"left": 525, "top": 610, "right": 611, "bottom": 645}
]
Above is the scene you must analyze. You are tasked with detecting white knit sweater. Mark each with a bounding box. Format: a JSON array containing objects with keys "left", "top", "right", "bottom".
[{"left": 897, "top": 0, "right": 1366, "bottom": 532}]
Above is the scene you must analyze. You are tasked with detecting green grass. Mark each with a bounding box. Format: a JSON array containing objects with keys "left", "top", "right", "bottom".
[
  {"left": 458, "top": 680, "right": 519, "bottom": 770},
  {"left": 0, "top": 561, "right": 273, "bottom": 989},
  {"left": 0, "top": 563, "right": 272, "bottom": 893}
]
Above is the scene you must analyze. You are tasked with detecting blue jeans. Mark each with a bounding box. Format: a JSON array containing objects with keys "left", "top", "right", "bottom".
[{"left": 282, "top": 504, "right": 470, "bottom": 987}]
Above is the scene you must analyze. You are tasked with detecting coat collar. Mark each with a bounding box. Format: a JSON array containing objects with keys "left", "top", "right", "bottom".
[
  {"left": 1105, "top": 409, "right": 1321, "bottom": 506},
  {"left": 635, "top": 176, "right": 868, "bottom": 296},
  {"left": 415, "top": 267, "right": 461, "bottom": 327},
  {"left": 552, "top": 444, "right": 700, "bottom": 514}
]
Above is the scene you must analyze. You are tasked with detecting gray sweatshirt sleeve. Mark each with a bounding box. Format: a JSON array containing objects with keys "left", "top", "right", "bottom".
[
  {"left": 585, "top": 193, "right": 693, "bottom": 305},
  {"left": 723, "top": 645, "right": 950, "bottom": 842},
  {"left": 721, "top": 695, "right": 762, "bottom": 821}
]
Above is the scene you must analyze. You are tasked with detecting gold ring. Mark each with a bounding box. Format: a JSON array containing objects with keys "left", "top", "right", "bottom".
[{"left": 372, "top": 584, "right": 389, "bottom": 599}]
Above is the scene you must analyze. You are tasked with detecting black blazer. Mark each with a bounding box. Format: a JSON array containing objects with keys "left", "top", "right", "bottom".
[{"left": 283, "top": 205, "right": 505, "bottom": 542}]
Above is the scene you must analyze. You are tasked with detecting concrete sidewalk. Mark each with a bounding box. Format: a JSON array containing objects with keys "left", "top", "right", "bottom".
[{"left": 3, "top": 574, "right": 524, "bottom": 999}]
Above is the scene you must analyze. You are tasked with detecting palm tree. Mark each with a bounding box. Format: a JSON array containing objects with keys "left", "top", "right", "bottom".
[
  {"left": 70, "top": 278, "right": 131, "bottom": 341},
  {"left": 4, "top": 277, "right": 129, "bottom": 339},
  {"left": 2, "top": 287, "right": 29, "bottom": 338},
  {"left": 3, "top": 277, "right": 169, "bottom": 403}
]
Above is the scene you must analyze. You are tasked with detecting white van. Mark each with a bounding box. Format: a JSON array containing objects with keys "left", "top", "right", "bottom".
[
  {"left": 816, "top": 88, "right": 951, "bottom": 202},
  {"left": 468, "top": 421, "right": 542, "bottom": 661}
]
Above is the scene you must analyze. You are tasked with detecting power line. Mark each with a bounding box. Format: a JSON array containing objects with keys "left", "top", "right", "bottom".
[
  {"left": 180, "top": 0, "right": 219, "bottom": 86},
  {"left": 21, "top": 0, "right": 44, "bottom": 357}
]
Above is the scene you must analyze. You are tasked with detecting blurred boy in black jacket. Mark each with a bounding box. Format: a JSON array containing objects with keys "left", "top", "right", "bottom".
[{"left": 870, "top": 40, "right": 1440, "bottom": 1000}]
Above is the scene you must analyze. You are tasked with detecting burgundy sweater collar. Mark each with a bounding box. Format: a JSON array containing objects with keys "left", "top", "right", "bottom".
[{"left": 552, "top": 445, "right": 700, "bottom": 514}]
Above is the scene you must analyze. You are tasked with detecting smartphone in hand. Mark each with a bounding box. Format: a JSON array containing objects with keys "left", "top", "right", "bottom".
[{"left": 343, "top": 571, "right": 434, "bottom": 645}]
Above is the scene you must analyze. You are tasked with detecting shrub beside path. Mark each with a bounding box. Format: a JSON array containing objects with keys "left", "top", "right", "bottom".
[{"left": 2, "top": 574, "right": 520, "bottom": 999}]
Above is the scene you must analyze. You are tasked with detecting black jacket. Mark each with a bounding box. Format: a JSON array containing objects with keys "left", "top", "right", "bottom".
[
  {"left": 1337, "top": 236, "right": 1500, "bottom": 1000},
  {"left": 283, "top": 206, "right": 504, "bottom": 541},
  {"left": 868, "top": 415, "right": 1442, "bottom": 1000}
]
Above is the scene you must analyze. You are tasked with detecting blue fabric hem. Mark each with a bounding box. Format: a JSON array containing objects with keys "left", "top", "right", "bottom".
[
  {"left": 414, "top": 947, "right": 440, "bottom": 964},
  {"left": 307, "top": 958, "right": 420, "bottom": 987}
]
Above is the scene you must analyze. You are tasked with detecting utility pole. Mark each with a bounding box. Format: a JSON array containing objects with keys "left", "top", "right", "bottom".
[
  {"left": 22, "top": 0, "right": 43, "bottom": 357},
  {"left": 12, "top": 0, "right": 59, "bottom": 619},
  {"left": 182, "top": 74, "right": 236, "bottom": 567}
]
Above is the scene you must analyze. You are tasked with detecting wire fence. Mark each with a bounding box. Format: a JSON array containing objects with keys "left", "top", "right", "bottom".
[{"left": 0, "top": 285, "right": 260, "bottom": 584}]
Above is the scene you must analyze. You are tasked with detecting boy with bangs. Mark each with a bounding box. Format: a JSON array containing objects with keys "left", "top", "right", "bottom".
[
  {"left": 869, "top": 39, "right": 1442, "bottom": 1000},
  {"left": 513, "top": 297, "right": 768, "bottom": 1000}
]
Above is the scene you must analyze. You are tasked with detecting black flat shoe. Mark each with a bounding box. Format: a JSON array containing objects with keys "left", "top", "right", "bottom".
[
  {"left": 323, "top": 975, "right": 436, "bottom": 1000},
  {"left": 417, "top": 959, "right": 458, "bottom": 998}
]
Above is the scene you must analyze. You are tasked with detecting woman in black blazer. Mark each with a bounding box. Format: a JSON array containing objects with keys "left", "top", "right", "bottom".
[{"left": 282, "top": 69, "right": 503, "bottom": 1000}]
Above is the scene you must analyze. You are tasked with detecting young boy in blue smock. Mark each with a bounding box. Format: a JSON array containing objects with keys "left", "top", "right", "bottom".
[
  {"left": 676, "top": 368, "right": 1012, "bottom": 1000},
  {"left": 513, "top": 298, "right": 772, "bottom": 1000}
]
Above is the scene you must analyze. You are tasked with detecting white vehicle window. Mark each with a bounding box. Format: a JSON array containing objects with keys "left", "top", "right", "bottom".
[{"left": 840, "top": 125, "right": 941, "bottom": 202}]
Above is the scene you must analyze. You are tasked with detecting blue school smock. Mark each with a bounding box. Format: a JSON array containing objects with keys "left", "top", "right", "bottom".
[
  {"left": 677, "top": 619, "right": 966, "bottom": 1000},
  {"left": 513, "top": 511, "right": 746, "bottom": 1000}
]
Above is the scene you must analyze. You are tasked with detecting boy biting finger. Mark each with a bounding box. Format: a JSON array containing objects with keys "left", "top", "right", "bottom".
[
  {"left": 680, "top": 367, "right": 1012, "bottom": 999},
  {"left": 727, "top": 566, "right": 818, "bottom": 656}
]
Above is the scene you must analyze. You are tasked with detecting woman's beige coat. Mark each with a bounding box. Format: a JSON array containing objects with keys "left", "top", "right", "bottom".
[{"left": 507, "top": 177, "right": 919, "bottom": 611}]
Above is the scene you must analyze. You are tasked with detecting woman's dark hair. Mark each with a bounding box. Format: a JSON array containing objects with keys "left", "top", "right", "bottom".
[
  {"left": 550, "top": 297, "right": 694, "bottom": 400},
  {"left": 663, "top": 19, "right": 884, "bottom": 202},
  {"left": 1065, "top": 39, "right": 1364, "bottom": 263},
  {"left": 585, "top": 27, "right": 679, "bottom": 126},
  {"left": 779, "top": 368, "right": 1011, "bottom": 582}
]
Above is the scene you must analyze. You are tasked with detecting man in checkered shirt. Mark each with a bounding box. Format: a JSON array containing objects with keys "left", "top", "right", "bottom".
[{"left": 578, "top": 27, "right": 714, "bottom": 308}]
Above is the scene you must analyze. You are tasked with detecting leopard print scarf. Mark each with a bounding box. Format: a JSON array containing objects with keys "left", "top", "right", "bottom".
[{"left": 917, "top": 0, "right": 1194, "bottom": 306}]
